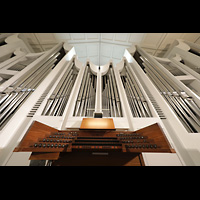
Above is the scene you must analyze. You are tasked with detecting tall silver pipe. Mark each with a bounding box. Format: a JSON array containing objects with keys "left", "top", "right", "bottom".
[
  {"left": 120, "top": 62, "right": 152, "bottom": 118},
  {"left": 42, "top": 63, "right": 73, "bottom": 116},
  {"left": 108, "top": 74, "right": 117, "bottom": 117},
  {"left": 56, "top": 74, "right": 76, "bottom": 116},
  {"left": 145, "top": 59, "right": 200, "bottom": 132},
  {"left": 79, "top": 73, "right": 90, "bottom": 116},
  {"left": 126, "top": 71, "right": 145, "bottom": 117},
  {"left": 1, "top": 56, "right": 58, "bottom": 115},
  {"left": 0, "top": 63, "right": 56, "bottom": 126},
  {"left": 125, "top": 75, "right": 141, "bottom": 116},
  {"left": 107, "top": 79, "right": 114, "bottom": 117},
  {"left": 125, "top": 64, "right": 151, "bottom": 117},
  {"left": 73, "top": 66, "right": 88, "bottom": 116},
  {"left": 42, "top": 61, "right": 78, "bottom": 116},
  {"left": 49, "top": 69, "right": 73, "bottom": 116},
  {"left": 137, "top": 47, "right": 200, "bottom": 132},
  {"left": 124, "top": 77, "right": 139, "bottom": 117},
  {"left": 83, "top": 79, "right": 92, "bottom": 116},
  {"left": 62, "top": 74, "right": 77, "bottom": 114},
  {"left": 110, "top": 68, "right": 122, "bottom": 117},
  {"left": 101, "top": 66, "right": 123, "bottom": 118},
  {"left": 8, "top": 52, "right": 60, "bottom": 92},
  {"left": 73, "top": 65, "right": 96, "bottom": 117},
  {"left": 0, "top": 46, "right": 64, "bottom": 129},
  {"left": 144, "top": 61, "right": 197, "bottom": 131}
]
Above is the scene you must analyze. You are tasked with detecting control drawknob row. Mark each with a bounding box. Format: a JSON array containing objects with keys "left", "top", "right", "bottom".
[
  {"left": 125, "top": 144, "right": 157, "bottom": 149},
  {"left": 34, "top": 143, "right": 68, "bottom": 148}
]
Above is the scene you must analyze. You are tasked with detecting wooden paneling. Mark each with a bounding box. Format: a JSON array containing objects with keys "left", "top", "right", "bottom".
[
  {"left": 13, "top": 120, "right": 175, "bottom": 165},
  {"left": 52, "top": 152, "right": 143, "bottom": 166},
  {"left": 14, "top": 120, "right": 58, "bottom": 152},
  {"left": 29, "top": 152, "right": 60, "bottom": 160}
]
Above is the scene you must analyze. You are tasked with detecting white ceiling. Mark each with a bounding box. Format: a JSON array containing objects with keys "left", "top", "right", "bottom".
[
  {"left": 67, "top": 33, "right": 145, "bottom": 66},
  {"left": 23, "top": 33, "right": 200, "bottom": 66}
]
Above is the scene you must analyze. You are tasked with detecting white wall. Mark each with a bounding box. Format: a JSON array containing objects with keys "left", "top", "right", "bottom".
[{"left": 22, "top": 33, "right": 200, "bottom": 65}]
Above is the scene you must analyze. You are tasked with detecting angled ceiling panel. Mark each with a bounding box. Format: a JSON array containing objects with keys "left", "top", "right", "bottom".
[
  {"left": 112, "top": 45, "right": 127, "bottom": 59},
  {"left": 73, "top": 44, "right": 87, "bottom": 58},
  {"left": 70, "top": 33, "right": 86, "bottom": 40},
  {"left": 86, "top": 33, "right": 100, "bottom": 40},
  {"left": 114, "top": 33, "right": 129, "bottom": 42},
  {"left": 87, "top": 43, "right": 99, "bottom": 57},
  {"left": 101, "top": 33, "right": 114, "bottom": 41}
]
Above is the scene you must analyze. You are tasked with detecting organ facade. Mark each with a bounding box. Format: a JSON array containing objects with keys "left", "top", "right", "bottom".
[{"left": 0, "top": 33, "right": 200, "bottom": 166}]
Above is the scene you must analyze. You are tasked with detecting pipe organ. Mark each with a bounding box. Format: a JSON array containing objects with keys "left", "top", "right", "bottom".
[{"left": 1, "top": 34, "right": 200, "bottom": 166}]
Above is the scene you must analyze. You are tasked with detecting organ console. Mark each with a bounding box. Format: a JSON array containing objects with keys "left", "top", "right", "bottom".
[
  {"left": 1, "top": 34, "right": 200, "bottom": 166},
  {"left": 14, "top": 119, "right": 173, "bottom": 166}
]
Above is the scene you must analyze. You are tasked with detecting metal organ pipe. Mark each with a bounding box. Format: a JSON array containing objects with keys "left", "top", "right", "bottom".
[
  {"left": 102, "top": 65, "right": 123, "bottom": 117},
  {"left": 9, "top": 52, "right": 60, "bottom": 92},
  {"left": 136, "top": 46, "right": 200, "bottom": 133},
  {"left": 73, "top": 64, "right": 96, "bottom": 117},
  {"left": 42, "top": 61, "right": 78, "bottom": 116},
  {"left": 0, "top": 47, "right": 65, "bottom": 129},
  {"left": 120, "top": 62, "right": 152, "bottom": 118}
]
